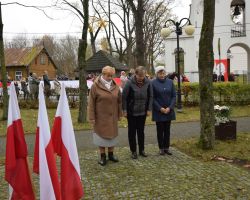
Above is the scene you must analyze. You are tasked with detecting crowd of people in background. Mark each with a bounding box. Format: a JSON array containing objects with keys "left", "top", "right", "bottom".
[
  {"left": 0, "top": 70, "right": 61, "bottom": 100},
  {"left": 213, "top": 72, "right": 235, "bottom": 82}
]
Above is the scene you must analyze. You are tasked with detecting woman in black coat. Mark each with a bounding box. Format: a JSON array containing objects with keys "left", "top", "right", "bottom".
[{"left": 152, "top": 66, "right": 176, "bottom": 155}]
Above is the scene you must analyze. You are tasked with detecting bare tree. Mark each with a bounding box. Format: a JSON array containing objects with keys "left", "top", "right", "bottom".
[
  {"left": 111, "top": 0, "right": 135, "bottom": 67},
  {"left": 143, "top": 0, "right": 174, "bottom": 72},
  {"left": 4, "top": 34, "right": 30, "bottom": 49},
  {"left": 93, "top": 0, "right": 135, "bottom": 67},
  {"left": 126, "top": 0, "right": 146, "bottom": 66},
  {"left": 88, "top": 15, "right": 106, "bottom": 54},
  {"left": 198, "top": 0, "right": 215, "bottom": 149},
  {"left": 52, "top": 0, "right": 89, "bottom": 123}
]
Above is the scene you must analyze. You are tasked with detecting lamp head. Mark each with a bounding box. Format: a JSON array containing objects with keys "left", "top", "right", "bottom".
[
  {"left": 160, "top": 27, "right": 171, "bottom": 38},
  {"left": 184, "top": 25, "right": 195, "bottom": 36}
]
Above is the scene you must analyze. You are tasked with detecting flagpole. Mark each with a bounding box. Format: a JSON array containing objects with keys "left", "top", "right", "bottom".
[{"left": 218, "top": 38, "right": 222, "bottom": 82}]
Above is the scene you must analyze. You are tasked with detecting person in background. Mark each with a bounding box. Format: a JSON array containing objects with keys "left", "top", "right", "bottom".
[
  {"left": 213, "top": 72, "right": 218, "bottom": 82},
  {"left": 152, "top": 66, "right": 176, "bottom": 155},
  {"left": 181, "top": 74, "right": 189, "bottom": 82},
  {"left": 122, "top": 66, "right": 153, "bottom": 159},
  {"left": 21, "top": 78, "right": 29, "bottom": 100},
  {"left": 127, "top": 68, "right": 135, "bottom": 80},
  {"left": 228, "top": 72, "right": 235, "bottom": 82},
  {"left": 43, "top": 70, "right": 51, "bottom": 98},
  {"left": 218, "top": 74, "right": 225, "bottom": 82},
  {"left": 53, "top": 78, "right": 61, "bottom": 100},
  {"left": 30, "top": 73, "right": 40, "bottom": 100},
  {"left": 120, "top": 71, "right": 128, "bottom": 90},
  {"left": 14, "top": 81, "right": 20, "bottom": 97},
  {"left": 88, "top": 66, "right": 122, "bottom": 166}
]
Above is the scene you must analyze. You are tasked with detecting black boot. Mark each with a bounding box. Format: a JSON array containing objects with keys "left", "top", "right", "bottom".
[
  {"left": 139, "top": 151, "right": 148, "bottom": 157},
  {"left": 164, "top": 149, "right": 172, "bottom": 155},
  {"left": 108, "top": 152, "right": 119, "bottom": 162},
  {"left": 98, "top": 153, "right": 107, "bottom": 166}
]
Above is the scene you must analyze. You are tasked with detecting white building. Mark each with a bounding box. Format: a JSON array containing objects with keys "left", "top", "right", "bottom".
[{"left": 163, "top": 0, "right": 250, "bottom": 83}]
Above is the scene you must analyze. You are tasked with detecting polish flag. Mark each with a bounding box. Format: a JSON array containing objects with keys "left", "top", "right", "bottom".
[
  {"left": 33, "top": 83, "right": 61, "bottom": 200},
  {"left": 5, "top": 82, "right": 35, "bottom": 200},
  {"left": 52, "top": 83, "right": 83, "bottom": 200}
]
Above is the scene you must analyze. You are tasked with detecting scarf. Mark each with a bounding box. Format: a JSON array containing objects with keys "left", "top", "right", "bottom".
[{"left": 100, "top": 75, "right": 112, "bottom": 90}]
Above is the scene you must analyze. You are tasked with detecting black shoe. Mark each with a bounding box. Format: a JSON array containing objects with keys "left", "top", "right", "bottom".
[
  {"left": 108, "top": 154, "right": 119, "bottom": 162},
  {"left": 139, "top": 151, "right": 148, "bottom": 157},
  {"left": 164, "top": 149, "right": 172, "bottom": 155},
  {"left": 131, "top": 152, "right": 138, "bottom": 159},
  {"left": 98, "top": 154, "right": 107, "bottom": 166},
  {"left": 159, "top": 149, "right": 165, "bottom": 155}
]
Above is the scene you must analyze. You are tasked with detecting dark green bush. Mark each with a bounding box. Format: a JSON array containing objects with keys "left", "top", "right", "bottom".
[{"left": 180, "top": 82, "right": 250, "bottom": 106}]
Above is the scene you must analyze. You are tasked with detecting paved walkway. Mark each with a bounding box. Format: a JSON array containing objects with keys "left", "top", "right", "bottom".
[
  {"left": 0, "top": 117, "right": 250, "bottom": 156},
  {"left": 0, "top": 117, "right": 250, "bottom": 199},
  {"left": 1, "top": 145, "right": 250, "bottom": 199}
]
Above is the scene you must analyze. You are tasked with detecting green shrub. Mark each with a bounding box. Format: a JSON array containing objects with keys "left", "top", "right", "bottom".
[{"left": 180, "top": 82, "right": 250, "bottom": 106}]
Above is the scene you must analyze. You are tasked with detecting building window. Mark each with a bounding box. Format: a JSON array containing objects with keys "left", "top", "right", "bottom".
[
  {"left": 40, "top": 54, "right": 46, "bottom": 65},
  {"left": 15, "top": 71, "right": 22, "bottom": 81}
]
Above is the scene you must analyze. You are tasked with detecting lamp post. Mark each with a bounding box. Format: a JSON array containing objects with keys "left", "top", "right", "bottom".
[
  {"left": 227, "top": 49, "right": 232, "bottom": 75},
  {"left": 161, "top": 18, "right": 195, "bottom": 112}
]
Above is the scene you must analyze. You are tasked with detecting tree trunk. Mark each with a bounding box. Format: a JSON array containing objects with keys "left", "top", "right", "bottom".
[
  {"left": 198, "top": 0, "right": 216, "bottom": 149},
  {"left": 0, "top": 3, "right": 8, "bottom": 120},
  {"left": 127, "top": 0, "right": 145, "bottom": 66},
  {"left": 78, "top": 0, "right": 89, "bottom": 123},
  {"left": 127, "top": 38, "right": 134, "bottom": 68},
  {"left": 134, "top": 1, "right": 145, "bottom": 66},
  {"left": 90, "top": 32, "right": 96, "bottom": 54}
]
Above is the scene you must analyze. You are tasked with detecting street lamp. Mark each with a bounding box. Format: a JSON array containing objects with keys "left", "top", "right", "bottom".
[
  {"left": 227, "top": 49, "right": 232, "bottom": 75},
  {"left": 161, "top": 18, "right": 195, "bottom": 112}
]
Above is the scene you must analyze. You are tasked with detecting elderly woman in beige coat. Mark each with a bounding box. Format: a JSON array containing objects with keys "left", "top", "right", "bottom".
[{"left": 88, "top": 66, "right": 122, "bottom": 166}]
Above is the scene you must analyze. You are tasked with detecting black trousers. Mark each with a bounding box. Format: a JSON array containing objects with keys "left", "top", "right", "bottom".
[
  {"left": 127, "top": 115, "right": 146, "bottom": 153},
  {"left": 156, "top": 121, "right": 171, "bottom": 150}
]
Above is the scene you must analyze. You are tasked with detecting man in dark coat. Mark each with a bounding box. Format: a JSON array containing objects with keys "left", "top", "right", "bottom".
[{"left": 43, "top": 70, "right": 51, "bottom": 98}]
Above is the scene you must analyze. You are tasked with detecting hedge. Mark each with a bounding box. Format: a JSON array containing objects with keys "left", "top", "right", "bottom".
[{"left": 182, "top": 82, "right": 250, "bottom": 106}]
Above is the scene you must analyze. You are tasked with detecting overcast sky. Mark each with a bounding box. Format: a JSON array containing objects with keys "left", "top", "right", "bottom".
[{"left": 2, "top": 0, "right": 191, "bottom": 40}]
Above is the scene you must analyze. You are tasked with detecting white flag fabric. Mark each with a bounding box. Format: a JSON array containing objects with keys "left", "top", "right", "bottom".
[
  {"left": 52, "top": 83, "right": 83, "bottom": 200},
  {"left": 33, "top": 83, "right": 61, "bottom": 200}
]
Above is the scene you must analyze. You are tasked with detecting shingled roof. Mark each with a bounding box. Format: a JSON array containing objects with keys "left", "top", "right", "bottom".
[
  {"left": 85, "top": 50, "right": 128, "bottom": 72},
  {"left": 4, "top": 46, "right": 57, "bottom": 68},
  {"left": 4, "top": 46, "right": 44, "bottom": 67}
]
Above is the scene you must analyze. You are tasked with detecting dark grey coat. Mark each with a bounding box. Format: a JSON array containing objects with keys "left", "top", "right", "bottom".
[{"left": 122, "top": 76, "right": 153, "bottom": 116}]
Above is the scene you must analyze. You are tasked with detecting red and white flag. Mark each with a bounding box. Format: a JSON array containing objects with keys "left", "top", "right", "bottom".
[
  {"left": 33, "top": 83, "right": 61, "bottom": 200},
  {"left": 52, "top": 83, "right": 83, "bottom": 200},
  {"left": 5, "top": 82, "right": 35, "bottom": 200}
]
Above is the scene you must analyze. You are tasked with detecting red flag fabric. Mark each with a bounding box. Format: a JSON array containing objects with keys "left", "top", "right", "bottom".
[
  {"left": 113, "top": 77, "right": 121, "bottom": 86},
  {"left": 33, "top": 83, "right": 61, "bottom": 200},
  {"left": 5, "top": 82, "right": 35, "bottom": 200},
  {"left": 52, "top": 83, "right": 83, "bottom": 200}
]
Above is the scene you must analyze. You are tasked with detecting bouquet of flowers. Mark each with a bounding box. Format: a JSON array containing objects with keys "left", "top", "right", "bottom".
[{"left": 214, "top": 105, "right": 231, "bottom": 125}]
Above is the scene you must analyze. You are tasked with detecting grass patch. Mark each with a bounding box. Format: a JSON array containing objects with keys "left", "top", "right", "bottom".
[
  {"left": 0, "top": 105, "right": 250, "bottom": 136},
  {"left": 172, "top": 132, "right": 250, "bottom": 163}
]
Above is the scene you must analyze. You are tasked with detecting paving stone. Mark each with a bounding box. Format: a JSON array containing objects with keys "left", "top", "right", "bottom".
[{"left": 0, "top": 144, "right": 250, "bottom": 199}]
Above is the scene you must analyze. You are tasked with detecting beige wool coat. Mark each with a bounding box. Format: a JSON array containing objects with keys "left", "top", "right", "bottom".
[{"left": 88, "top": 76, "right": 122, "bottom": 139}]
